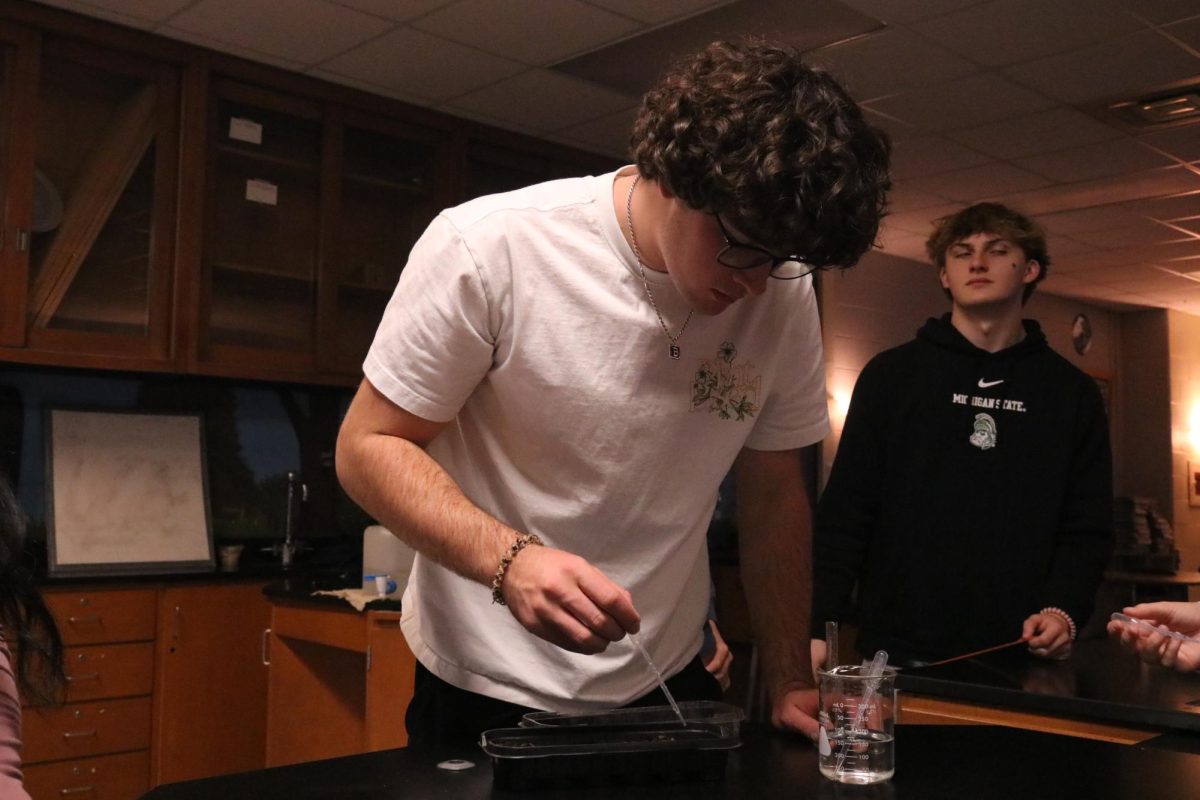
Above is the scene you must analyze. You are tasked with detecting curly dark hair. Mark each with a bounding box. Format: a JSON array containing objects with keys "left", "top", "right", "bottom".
[
  {"left": 631, "top": 38, "right": 891, "bottom": 269},
  {"left": 0, "top": 475, "right": 65, "bottom": 706},
  {"left": 925, "top": 202, "right": 1050, "bottom": 303}
]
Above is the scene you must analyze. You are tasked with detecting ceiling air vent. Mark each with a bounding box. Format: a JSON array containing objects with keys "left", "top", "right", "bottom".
[{"left": 1107, "top": 90, "right": 1200, "bottom": 129}]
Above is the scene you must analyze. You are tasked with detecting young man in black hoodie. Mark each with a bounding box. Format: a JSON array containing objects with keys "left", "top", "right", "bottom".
[{"left": 812, "top": 202, "right": 1113, "bottom": 667}]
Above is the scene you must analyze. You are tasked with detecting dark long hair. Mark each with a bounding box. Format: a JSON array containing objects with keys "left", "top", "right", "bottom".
[{"left": 0, "top": 475, "right": 65, "bottom": 705}]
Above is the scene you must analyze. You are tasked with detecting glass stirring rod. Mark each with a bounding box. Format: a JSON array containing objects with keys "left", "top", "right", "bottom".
[{"left": 629, "top": 633, "right": 687, "bottom": 726}]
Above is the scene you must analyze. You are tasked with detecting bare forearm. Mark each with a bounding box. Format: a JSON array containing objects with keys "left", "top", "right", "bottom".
[
  {"left": 735, "top": 449, "right": 816, "bottom": 697},
  {"left": 335, "top": 394, "right": 518, "bottom": 586}
]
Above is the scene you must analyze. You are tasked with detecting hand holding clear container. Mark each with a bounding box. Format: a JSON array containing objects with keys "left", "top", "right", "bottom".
[{"left": 817, "top": 654, "right": 896, "bottom": 784}]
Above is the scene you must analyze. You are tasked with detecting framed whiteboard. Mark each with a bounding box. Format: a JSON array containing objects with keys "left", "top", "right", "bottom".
[{"left": 45, "top": 409, "right": 214, "bottom": 576}]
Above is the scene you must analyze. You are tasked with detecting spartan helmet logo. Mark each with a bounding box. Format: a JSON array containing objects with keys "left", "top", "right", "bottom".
[{"left": 969, "top": 413, "right": 997, "bottom": 450}]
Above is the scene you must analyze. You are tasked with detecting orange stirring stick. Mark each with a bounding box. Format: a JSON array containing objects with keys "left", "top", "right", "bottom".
[{"left": 924, "top": 637, "right": 1030, "bottom": 667}]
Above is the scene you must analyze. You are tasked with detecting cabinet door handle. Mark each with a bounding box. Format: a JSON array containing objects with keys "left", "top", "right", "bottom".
[
  {"left": 59, "top": 786, "right": 96, "bottom": 796},
  {"left": 15, "top": 228, "right": 29, "bottom": 253},
  {"left": 62, "top": 729, "right": 98, "bottom": 740},
  {"left": 65, "top": 672, "right": 101, "bottom": 682},
  {"left": 261, "top": 628, "right": 271, "bottom": 666}
]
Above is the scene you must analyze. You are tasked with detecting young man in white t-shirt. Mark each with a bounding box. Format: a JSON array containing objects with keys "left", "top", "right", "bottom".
[{"left": 336, "top": 39, "right": 891, "bottom": 749}]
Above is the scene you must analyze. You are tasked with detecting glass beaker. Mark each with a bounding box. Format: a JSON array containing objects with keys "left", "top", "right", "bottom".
[{"left": 817, "top": 665, "right": 898, "bottom": 784}]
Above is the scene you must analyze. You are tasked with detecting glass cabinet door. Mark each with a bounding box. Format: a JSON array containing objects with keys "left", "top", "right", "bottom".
[
  {"left": 324, "top": 115, "right": 440, "bottom": 374},
  {"left": 25, "top": 38, "right": 178, "bottom": 360},
  {"left": 201, "top": 82, "right": 321, "bottom": 368}
]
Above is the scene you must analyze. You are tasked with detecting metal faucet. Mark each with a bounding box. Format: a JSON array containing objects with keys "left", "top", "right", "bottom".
[{"left": 265, "top": 471, "right": 309, "bottom": 569}]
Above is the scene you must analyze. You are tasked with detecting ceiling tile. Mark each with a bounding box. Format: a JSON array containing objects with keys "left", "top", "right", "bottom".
[
  {"left": 1114, "top": 0, "right": 1200, "bottom": 25},
  {"left": 1117, "top": 190, "right": 1200, "bottom": 220},
  {"left": 412, "top": 0, "right": 643, "bottom": 65},
  {"left": 33, "top": 0, "right": 192, "bottom": 23},
  {"left": 1046, "top": 235, "right": 1100, "bottom": 258},
  {"left": 1098, "top": 271, "right": 1200, "bottom": 293},
  {"left": 321, "top": 27, "right": 526, "bottom": 101},
  {"left": 890, "top": 136, "right": 993, "bottom": 180},
  {"left": 905, "top": 162, "right": 1053, "bottom": 202},
  {"left": 997, "top": 164, "right": 1200, "bottom": 215},
  {"left": 1039, "top": 205, "right": 1156, "bottom": 235},
  {"left": 307, "top": 67, "right": 433, "bottom": 105},
  {"left": 1002, "top": 29, "right": 1200, "bottom": 104},
  {"left": 834, "top": 0, "right": 982, "bottom": 24},
  {"left": 1138, "top": 126, "right": 1200, "bottom": 163},
  {"left": 946, "top": 106, "right": 1126, "bottom": 160},
  {"left": 446, "top": 69, "right": 637, "bottom": 132},
  {"left": 1164, "top": 17, "right": 1200, "bottom": 50},
  {"left": 550, "top": 0, "right": 881, "bottom": 97},
  {"left": 888, "top": 185, "right": 957, "bottom": 213},
  {"left": 808, "top": 28, "right": 979, "bottom": 102},
  {"left": 913, "top": 0, "right": 1145, "bottom": 68},
  {"left": 327, "top": 0, "right": 456, "bottom": 22},
  {"left": 159, "top": 26, "right": 309, "bottom": 71},
  {"left": 1068, "top": 218, "right": 1184, "bottom": 249},
  {"left": 168, "top": 0, "right": 392, "bottom": 64},
  {"left": 1171, "top": 218, "right": 1200, "bottom": 235},
  {"left": 864, "top": 72, "right": 1056, "bottom": 133},
  {"left": 583, "top": 0, "right": 734, "bottom": 24},
  {"left": 557, "top": 106, "right": 639, "bottom": 158},
  {"left": 1082, "top": 264, "right": 1176, "bottom": 284},
  {"left": 883, "top": 204, "right": 963, "bottom": 235},
  {"left": 862, "top": 108, "right": 919, "bottom": 142},
  {"left": 1016, "top": 139, "right": 1177, "bottom": 183}
]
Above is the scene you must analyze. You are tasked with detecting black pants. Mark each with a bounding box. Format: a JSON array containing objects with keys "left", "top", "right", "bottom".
[{"left": 405, "top": 653, "right": 723, "bottom": 753}]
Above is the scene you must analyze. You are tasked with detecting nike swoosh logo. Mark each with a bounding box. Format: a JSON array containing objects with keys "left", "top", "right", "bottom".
[{"left": 978, "top": 379, "right": 1004, "bottom": 388}]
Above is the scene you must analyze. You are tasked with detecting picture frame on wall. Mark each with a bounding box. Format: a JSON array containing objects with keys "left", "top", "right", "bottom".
[{"left": 45, "top": 408, "right": 214, "bottom": 576}]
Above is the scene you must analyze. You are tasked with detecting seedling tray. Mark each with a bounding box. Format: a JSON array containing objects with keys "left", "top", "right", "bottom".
[{"left": 480, "top": 721, "right": 738, "bottom": 790}]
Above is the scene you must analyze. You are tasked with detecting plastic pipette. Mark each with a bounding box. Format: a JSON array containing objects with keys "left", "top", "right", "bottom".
[
  {"left": 835, "top": 649, "right": 888, "bottom": 776},
  {"left": 629, "top": 634, "right": 686, "bottom": 726},
  {"left": 1111, "top": 612, "right": 1200, "bottom": 644}
]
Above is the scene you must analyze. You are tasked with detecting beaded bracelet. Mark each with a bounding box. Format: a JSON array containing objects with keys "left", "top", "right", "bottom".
[
  {"left": 490, "top": 533, "right": 544, "bottom": 606},
  {"left": 1039, "top": 606, "right": 1077, "bottom": 641}
]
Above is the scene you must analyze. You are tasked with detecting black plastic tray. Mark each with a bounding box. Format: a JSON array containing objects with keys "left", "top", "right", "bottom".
[{"left": 480, "top": 722, "right": 738, "bottom": 789}]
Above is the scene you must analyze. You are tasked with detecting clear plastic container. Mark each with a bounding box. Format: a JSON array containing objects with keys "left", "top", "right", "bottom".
[
  {"left": 519, "top": 700, "right": 744, "bottom": 738},
  {"left": 480, "top": 720, "right": 739, "bottom": 790}
]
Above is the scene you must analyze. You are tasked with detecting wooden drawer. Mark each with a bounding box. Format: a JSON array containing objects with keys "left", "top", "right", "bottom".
[
  {"left": 23, "top": 750, "right": 149, "bottom": 800},
  {"left": 23, "top": 697, "right": 152, "bottom": 763},
  {"left": 45, "top": 589, "right": 157, "bottom": 645},
  {"left": 61, "top": 642, "right": 154, "bottom": 703}
]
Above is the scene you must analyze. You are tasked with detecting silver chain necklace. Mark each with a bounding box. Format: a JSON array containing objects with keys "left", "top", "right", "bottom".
[{"left": 625, "top": 174, "right": 693, "bottom": 360}]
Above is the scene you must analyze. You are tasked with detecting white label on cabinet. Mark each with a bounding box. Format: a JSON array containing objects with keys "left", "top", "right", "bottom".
[
  {"left": 245, "top": 179, "right": 278, "bottom": 206},
  {"left": 229, "top": 117, "right": 263, "bottom": 144}
]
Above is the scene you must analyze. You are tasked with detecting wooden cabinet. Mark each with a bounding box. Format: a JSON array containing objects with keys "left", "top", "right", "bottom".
[
  {"left": 0, "top": 28, "right": 181, "bottom": 371},
  {"left": 29, "top": 581, "right": 271, "bottom": 799},
  {"left": 28, "top": 587, "right": 157, "bottom": 800},
  {"left": 151, "top": 581, "right": 270, "bottom": 786},
  {"left": 191, "top": 79, "right": 449, "bottom": 382},
  {"left": 0, "top": 3, "right": 615, "bottom": 385},
  {"left": 265, "top": 600, "right": 414, "bottom": 767}
]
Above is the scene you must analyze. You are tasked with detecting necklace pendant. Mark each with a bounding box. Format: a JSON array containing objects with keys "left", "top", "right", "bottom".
[{"left": 669, "top": 344, "right": 681, "bottom": 359}]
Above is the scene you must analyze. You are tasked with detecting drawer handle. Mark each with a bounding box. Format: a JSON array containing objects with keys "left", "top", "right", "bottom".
[
  {"left": 66, "top": 672, "right": 101, "bottom": 682},
  {"left": 59, "top": 787, "right": 96, "bottom": 797},
  {"left": 261, "top": 628, "right": 271, "bottom": 666},
  {"left": 62, "top": 730, "right": 97, "bottom": 740},
  {"left": 66, "top": 615, "right": 102, "bottom": 625}
]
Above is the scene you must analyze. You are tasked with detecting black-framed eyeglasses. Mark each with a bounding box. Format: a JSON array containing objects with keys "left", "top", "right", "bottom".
[
  {"left": 710, "top": 214, "right": 816, "bottom": 280},
  {"left": 713, "top": 214, "right": 814, "bottom": 280}
]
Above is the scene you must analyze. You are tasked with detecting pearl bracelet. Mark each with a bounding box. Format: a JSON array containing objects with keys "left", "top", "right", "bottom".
[
  {"left": 1039, "top": 606, "right": 1077, "bottom": 640},
  {"left": 490, "top": 533, "right": 544, "bottom": 606}
]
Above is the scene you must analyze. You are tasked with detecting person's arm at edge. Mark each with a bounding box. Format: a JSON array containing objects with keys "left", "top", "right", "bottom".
[
  {"left": 1036, "top": 377, "right": 1114, "bottom": 655},
  {"left": 335, "top": 378, "right": 639, "bottom": 653},
  {"left": 734, "top": 445, "right": 818, "bottom": 740}
]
